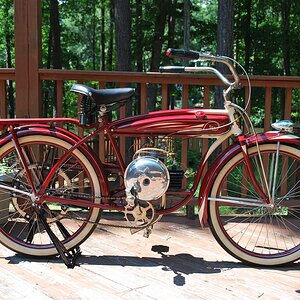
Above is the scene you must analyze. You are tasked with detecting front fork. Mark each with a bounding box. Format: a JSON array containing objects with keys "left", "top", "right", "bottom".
[
  {"left": 198, "top": 136, "right": 281, "bottom": 227},
  {"left": 239, "top": 139, "right": 272, "bottom": 206}
]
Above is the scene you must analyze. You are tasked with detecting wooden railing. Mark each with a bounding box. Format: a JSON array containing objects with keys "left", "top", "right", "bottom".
[
  {"left": 1, "top": 68, "right": 299, "bottom": 119},
  {"left": 0, "top": 68, "right": 299, "bottom": 202}
]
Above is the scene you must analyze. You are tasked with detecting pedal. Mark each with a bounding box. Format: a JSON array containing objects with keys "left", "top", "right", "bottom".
[{"left": 143, "top": 226, "right": 153, "bottom": 238}]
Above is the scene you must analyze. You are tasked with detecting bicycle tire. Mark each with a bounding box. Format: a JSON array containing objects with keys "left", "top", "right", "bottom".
[
  {"left": 0, "top": 134, "right": 102, "bottom": 257},
  {"left": 208, "top": 143, "right": 300, "bottom": 266}
]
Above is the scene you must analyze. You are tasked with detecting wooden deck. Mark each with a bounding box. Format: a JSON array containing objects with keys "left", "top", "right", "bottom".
[{"left": 0, "top": 213, "right": 299, "bottom": 300}]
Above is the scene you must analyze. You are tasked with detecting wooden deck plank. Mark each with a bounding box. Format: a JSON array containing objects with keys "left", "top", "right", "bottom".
[{"left": 0, "top": 213, "right": 299, "bottom": 300}]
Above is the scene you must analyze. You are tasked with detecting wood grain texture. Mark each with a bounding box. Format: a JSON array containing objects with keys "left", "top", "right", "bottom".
[{"left": 0, "top": 213, "right": 299, "bottom": 300}]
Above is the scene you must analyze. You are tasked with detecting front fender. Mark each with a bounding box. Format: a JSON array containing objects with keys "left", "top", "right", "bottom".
[
  {"left": 197, "top": 132, "right": 300, "bottom": 227},
  {"left": 0, "top": 125, "right": 110, "bottom": 196}
]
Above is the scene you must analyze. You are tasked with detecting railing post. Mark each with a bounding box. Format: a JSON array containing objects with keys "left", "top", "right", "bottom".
[{"left": 14, "top": 0, "right": 41, "bottom": 117}]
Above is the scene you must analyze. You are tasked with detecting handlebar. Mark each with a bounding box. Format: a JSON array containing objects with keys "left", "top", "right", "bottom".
[
  {"left": 162, "top": 48, "right": 241, "bottom": 90},
  {"left": 166, "top": 48, "right": 217, "bottom": 62},
  {"left": 159, "top": 66, "right": 233, "bottom": 87},
  {"left": 166, "top": 48, "right": 200, "bottom": 60}
]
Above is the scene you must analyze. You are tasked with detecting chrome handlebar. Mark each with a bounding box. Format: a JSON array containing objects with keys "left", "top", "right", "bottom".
[{"left": 160, "top": 48, "right": 241, "bottom": 91}]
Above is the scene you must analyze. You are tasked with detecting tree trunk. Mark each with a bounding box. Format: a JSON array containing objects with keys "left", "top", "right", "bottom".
[
  {"left": 281, "top": 0, "right": 291, "bottom": 76},
  {"left": 100, "top": 7, "right": 106, "bottom": 71},
  {"left": 168, "top": 0, "right": 176, "bottom": 48},
  {"left": 107, "top": 6, "right": 114, "bottom": 71},
  {"left": 280, "top": 0, "right": 291, "bottom": 120},
  {"left": 49, "top": 0, "right": 62, "bottom": 117},
  {"left": 114, "top": 0, "right": 132, "bottom": 162},
  {"left": 244, "top": 0, "right": 251, "bottom": 71},
  {"left": 148, "top": 0, "right": 169, "bottom": 112},
  {"left": 183, "top": 0, "right": 190, "bottom": 50},
  {"left": 114, "top": 0, "right": 131, "bottom": 72},
  {"left": 184, "top": 0, "right": 190, "bottom": 67},
  {"left": 135, "top": 0, "right": 143, "bottom": 72},
  {"left": 215, "top": 0, "right": 234, "bottom": 108},
  {"left": 50, "top": 0, "right": 62, "bottom": 69},
  {"left": 92, "top": 0, "right": 97, "bottom": 70},
  {"left": 150, "top": 0, "right": 168, "bottom": 72}
]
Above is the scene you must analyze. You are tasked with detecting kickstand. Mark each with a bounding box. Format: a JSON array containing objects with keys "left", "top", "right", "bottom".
[{"left": 33, "top": 206, "right": 81, "bottom": 268}]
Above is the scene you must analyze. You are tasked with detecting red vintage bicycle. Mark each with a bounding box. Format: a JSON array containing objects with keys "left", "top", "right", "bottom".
[{"left": 0, "top": 49, "right": 299, "bottom": 268}]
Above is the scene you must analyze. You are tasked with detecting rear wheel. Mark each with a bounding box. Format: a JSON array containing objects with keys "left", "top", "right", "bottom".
[
  {"left": 209, "top": 143, "right": 300, "bottom": 266},
  {"left": 0, "top": 134, "right": 101, "bottom": 256}
]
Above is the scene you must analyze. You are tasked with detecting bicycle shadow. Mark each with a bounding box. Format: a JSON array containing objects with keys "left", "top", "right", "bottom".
[{"left": 4, "top": 244, "right": 300, "bottom": 287}]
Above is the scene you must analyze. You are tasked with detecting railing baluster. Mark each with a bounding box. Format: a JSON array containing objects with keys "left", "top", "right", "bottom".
[
  {"left": 182, "top": 84, "right": 189, "bottom": 188},
  {"left": 162, "top": 83, "right": 168, "bottom": 110},
  {"left": 119, "top": 83, "right": 126, "bottom": 162},
  {"left": 182, "top": 84, "right": 192, "bottom": 217},
  {"left": 56, "top": 80, "right": 63, "bottom": 118},
  {"left": 202, "top": 86, "right": 210, "bottom": 177},
  {"left": 280, "top": 87, "right": 293, "bottom": 196},
  {"left": 76, "top": 81, "right": 84, "bottom": 139},
  {"left": 98, "top": 81, "right": 106, "bottom": 162},
  {"left": 0, "top": 80, "right": 6, "bottom": 118},
  {"left": 284, "top": 88, "right": 292, "bottom": 119},
  {"left": 264, "top": 87, "right": 272, "bottom": 132},
  {"left": 140, "top": 83, "right": 147, "bottom": 114}
]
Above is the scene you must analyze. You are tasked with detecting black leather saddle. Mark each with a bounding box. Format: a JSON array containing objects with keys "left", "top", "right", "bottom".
[{"left": 71, "top": 84, "right": 135, "bottom": 106}]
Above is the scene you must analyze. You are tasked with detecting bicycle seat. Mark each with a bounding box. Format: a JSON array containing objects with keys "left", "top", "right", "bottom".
[{"left": 71, "top": 84, "right": 135, "bottom": 105}]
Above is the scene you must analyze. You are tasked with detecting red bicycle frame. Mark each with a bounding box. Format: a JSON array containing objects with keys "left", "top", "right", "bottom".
[{"left": 1, "top": 103, "right": 298, "bottom": 228}]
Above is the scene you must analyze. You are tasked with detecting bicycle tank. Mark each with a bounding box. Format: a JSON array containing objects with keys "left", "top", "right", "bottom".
[{"left": 110, "top": 109, "right": 230, "bottom": 137}]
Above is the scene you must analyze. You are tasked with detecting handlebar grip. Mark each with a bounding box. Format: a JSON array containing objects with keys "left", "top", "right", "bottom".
[
  {"left": 159, "top": 66, "right": 185, "bottom": 73},
  {"left": 166, "top": 48, "right": 200, "bottom": 60}
]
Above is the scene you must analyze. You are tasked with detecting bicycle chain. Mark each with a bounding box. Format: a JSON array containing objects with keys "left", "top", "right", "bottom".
[
  {"left": 52, "top": 195, "right": 159, "bottom": 230},
  {"left": 59, "top": 211, "right": 159, "bottom": 230},
  {"left": 43, "top": 191, "right": 163, "bottom": 231}
]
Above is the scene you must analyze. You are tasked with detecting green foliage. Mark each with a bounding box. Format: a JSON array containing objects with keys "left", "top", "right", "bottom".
[{"left": 0, "top": 0, "right": 14, "bottom": 68}]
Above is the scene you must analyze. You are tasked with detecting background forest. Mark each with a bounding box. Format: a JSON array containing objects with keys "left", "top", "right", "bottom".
[{"left": 0, "top": 0, "right": 299, "bottom": 123}]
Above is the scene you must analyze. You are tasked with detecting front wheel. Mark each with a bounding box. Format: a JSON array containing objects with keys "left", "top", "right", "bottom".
[
  {"left": 209, "top": 143, "right": 300, "bottom": 266},
  {"left": 0, "top": 134, "right": 102, "bottom": 257}
]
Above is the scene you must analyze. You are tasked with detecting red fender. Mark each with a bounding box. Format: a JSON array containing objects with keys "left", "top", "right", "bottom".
[
  {"left": 197, "top": 132, "right": 300, "bottom": 227},
  {"left": 0, "top": 125, "right": 110, "bottom": 196}
]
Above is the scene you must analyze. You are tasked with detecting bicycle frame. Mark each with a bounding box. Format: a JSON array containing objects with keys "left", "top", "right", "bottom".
[{"left": 0, "top": 99, "right": 298, "bottom": 228}]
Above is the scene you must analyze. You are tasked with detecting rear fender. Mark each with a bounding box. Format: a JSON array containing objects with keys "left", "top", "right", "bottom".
[
  {"left": 0, "top": 124, "right": 82, "bottom": 146},
  {"left": 197, "top": 132, "right": 300, "bottom": 227},
  {"left": 0, "top": 125, "right": 110, "bottom": 196}
]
